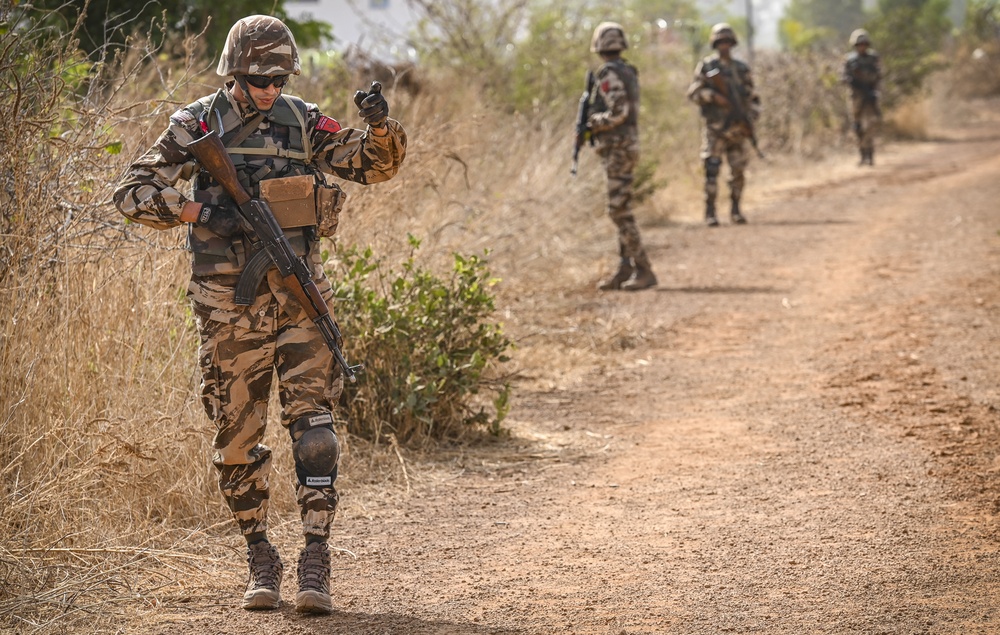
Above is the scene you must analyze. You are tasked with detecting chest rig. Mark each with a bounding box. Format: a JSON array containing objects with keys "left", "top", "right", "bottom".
[{"left": 187, "top": 89, "right": 319, "bottom": 277}]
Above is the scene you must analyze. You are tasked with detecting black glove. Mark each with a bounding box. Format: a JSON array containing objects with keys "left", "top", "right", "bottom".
[
  {"left": 353, "top": 81, "right": 388, "bottom": 128},
  {"left": 195, "top": 200, "right": 246, "bottom": 237}
]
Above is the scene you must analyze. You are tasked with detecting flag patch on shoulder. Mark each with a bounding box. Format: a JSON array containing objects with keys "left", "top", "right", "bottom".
[{"left": 316, "top": 116, "right": 342, "bottom": 133}]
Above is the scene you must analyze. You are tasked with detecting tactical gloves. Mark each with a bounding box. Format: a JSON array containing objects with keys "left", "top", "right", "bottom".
[
  {"left": 353, "top": 81, "right": 388, "bottom": 128},
  {"left": 196, "top": 200, "right": 246, "bottom": 237}
]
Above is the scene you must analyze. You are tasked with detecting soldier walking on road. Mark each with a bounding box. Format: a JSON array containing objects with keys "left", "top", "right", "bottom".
[
  {"left": 687, "top": 23, "right": 761, "bottom": 227},
  {"left": 113, "top": 15, "right": 406, "bottom": 614},
  {"left": 584, "top": 22, "right": 658, "bottom": 291},
  {"left": 843, "top": 29, "right": 882, "bottom": 166}
]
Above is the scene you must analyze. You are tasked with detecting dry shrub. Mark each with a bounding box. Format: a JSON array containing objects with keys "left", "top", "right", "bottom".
[{"left": 883, "top": 97, "right": 930, "bottom": 140}]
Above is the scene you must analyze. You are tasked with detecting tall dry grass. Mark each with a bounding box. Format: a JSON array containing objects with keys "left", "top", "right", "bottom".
[{"left": 0, "top": 13, "right": 863, "bottom": 632}]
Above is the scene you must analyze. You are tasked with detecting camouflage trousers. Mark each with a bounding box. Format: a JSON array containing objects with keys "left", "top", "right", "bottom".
[
  {"left": 851, "top": 93, "right": 880, "bottom": 152},
  {"left": 596, "top": 133, "right": 647, "bottom": 260},
  {"left": 700, "top": 125, "right": 751, "bottom": 206},
  {"left": 189, "top": 265, "right": 344, "bottom": 539}
]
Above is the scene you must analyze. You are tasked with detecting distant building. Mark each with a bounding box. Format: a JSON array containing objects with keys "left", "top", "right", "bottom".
[{"left": 285, "top": 0, "right": 418, "bottom": 59}]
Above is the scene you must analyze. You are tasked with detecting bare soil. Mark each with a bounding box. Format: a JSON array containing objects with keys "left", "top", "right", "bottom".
[{"left": 128, "top": 119, "right": 1000, "bottom": 635}]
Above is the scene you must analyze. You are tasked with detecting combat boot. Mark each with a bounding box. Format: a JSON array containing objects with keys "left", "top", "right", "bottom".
[
  {"left": 731, "top": 199, "right": 747, "bottom": 225},
  {"left": 621, "top": 253, "right": 657, "bottom": 291},
  {"left": 598, "top": 258, "right": 634, "bottom": 291},
  {"left": 242, "top": 541, "right": 283, "bottom": 610},
  {"left": 705, "top": 202, "right": 719, "bottom": 227},
  {"left": 296, "top": 541, "right": 333, "bottom": 614},
  {"left": 866, "top": 148, "right": 875, "bottom": 166}
]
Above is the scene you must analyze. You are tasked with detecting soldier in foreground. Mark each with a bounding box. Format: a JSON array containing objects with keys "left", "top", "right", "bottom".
[
  {"left": 113, "top": 16, "right": 406, "bottom": 614},
  {"left": 687, "top": 23, "right": 761, "bottom": 227},
  {"left": 581, "top": 22, "right": 657, "bottom": 291},
  {"left": 843, "top": 29, "right": 882, "bottom": 166}
]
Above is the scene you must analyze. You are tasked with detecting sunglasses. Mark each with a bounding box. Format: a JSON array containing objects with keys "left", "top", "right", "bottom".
[{"left": 244, "top": 74, "right": 290, "bottom": 89}]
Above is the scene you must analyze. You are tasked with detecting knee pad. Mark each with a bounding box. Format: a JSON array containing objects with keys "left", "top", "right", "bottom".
[
  {"left": 704, "top": 157, "right": 722, "bottom": 181},
  {"left": 289, "top": 413, "right": 340, "bottom": 488}
]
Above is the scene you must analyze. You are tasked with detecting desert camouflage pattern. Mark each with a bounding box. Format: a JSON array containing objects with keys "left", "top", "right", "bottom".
[
  {"left": 688, "top": 54, "right": 761, "bottom": 207},
  {"left": 113, "top": 83, "right": 405, "bottom": 539},
  {"left": 217, "top": 15, "right": 301, "bottom": 77},
  {"left": 587, "top": 59, "right": 647, "bottom": 261},
  {"left": 843, "top": 50, "right": 882, "bottom": 153},
  {"left": 193, "top": 266, "right": 343, "bottom": 538}
]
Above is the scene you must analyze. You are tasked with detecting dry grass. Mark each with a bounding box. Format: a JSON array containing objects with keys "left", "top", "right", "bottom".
[{"left": 0, "top": 18, "right": 873, "bottom": 632}]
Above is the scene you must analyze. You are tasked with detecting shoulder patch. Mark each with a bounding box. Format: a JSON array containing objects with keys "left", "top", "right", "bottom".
[
  {"left": 316, "top": 116, "right": 342, "bottom": 134},
  {"left": 170, "top": 109, "right": 196, "bottom": 127},
  {"left": 601, "top": 80, "right": 611, "bottom": 93}
]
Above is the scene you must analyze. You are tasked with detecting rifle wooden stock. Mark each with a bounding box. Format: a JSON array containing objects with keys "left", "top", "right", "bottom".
[{"left": 186, "top": 131, "right": 252, "bottom": 207}]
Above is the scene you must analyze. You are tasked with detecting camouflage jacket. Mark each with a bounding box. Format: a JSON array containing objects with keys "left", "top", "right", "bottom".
[
  {"left": 114, "top": 83, "right": 406, "bottom": 276},
  {"left": 586, "top": 57, "right": 639, "bottom": 143},
  {"left": 687, "top": 53, "right": 761, "bottom": 129},
  {"left": 842, "top": 50, "right": 882, "bottom": 93}
]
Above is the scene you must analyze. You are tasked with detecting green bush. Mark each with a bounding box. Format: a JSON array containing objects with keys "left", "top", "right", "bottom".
[{"left": 329, "top": 236, "right": 513, "bottom": 443}]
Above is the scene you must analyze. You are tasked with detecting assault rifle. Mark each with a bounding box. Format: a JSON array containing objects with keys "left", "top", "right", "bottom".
[
  {"left": 705, "top": 67, "right": 764, "bottom": 159},
  {"left": 186, "top": 129, "right": 363, "bottom": 383},
  {"left": 571, "top": 70, "right": 596, "bottom": 176}
]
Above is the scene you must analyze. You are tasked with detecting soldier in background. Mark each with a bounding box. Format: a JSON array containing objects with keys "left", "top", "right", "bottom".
[
  {"left": 843, "top": 29, "right": 882, "bottom": 166},
  {"left": 585, "top": 22, "right": 658, "bottom": 291},
  {"left": 686, "top": 23, "right": 761, "bottom": 227},
  {"left": 114, "top": 16, "right": 406, "bottom": 614}
]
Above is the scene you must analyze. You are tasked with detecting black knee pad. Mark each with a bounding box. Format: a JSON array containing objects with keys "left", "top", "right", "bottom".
[
  {"left": 704, "top": 157, "right": 722, "bottom": 181},
  {"left": 289, "top": 413, "right": 340, "bottom": 488}
]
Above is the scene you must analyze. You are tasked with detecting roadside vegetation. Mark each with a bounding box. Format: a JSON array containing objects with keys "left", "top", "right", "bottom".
[{"left": 1, "top": 0, "right": 995, "bottom": 631}]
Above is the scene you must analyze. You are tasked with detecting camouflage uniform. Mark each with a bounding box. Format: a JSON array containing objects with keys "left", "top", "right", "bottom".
[
  {"left": 113, "top": 51, "right": 406, "bottom": 543},
  {"left": 587, "top": 22, "right": 656, "bottom": 291},
  {"left": 687, "top": 24, "right": 761, "bottom": 226},
  {"left": 843, "top": 29, "right": 882, "bottom": 165}
]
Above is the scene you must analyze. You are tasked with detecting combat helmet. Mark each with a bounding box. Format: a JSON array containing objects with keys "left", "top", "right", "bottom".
[
  {"left": 849, "top": 28, "right": 871, "bottom": 47},
  {"left": 217, "top": 15, "right": 301, "bottom": 77},
  {"left": 591, "top": 22, "right": 629, "bottom": 53},
  {"left": 710, "top": 23, "right": 738, "bottom": 48}
]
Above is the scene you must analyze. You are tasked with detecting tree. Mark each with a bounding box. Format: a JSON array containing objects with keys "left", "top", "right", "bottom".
[
  {"left": 20, "top": 0, "right": 331, "bottom": 60},
  {"left": 782, "top": 0, "right": 866, "bottom": 48},
  {"left": 866, "top": 0, "right": 951, "bottom": 103}
]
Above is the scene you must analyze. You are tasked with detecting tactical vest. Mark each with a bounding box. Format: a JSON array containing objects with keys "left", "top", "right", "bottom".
[
  {"left": 845, "top": 51, "right": 880, "bottom": 89},
  {"left": 591, "top": 58, "right": 640, "bottom": 134},
  {"left": 185, "top": 89, "right": 319, "bottom": 277},
  {"left": 699, "top": 55, "right": 753, "bottom": 123}
]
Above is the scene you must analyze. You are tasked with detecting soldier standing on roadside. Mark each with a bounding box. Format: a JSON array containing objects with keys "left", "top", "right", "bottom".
[
  {"left": 843, "top": 29, "right": 882, "bottom": 166},
  {"left": 113, "top": 15, "right": 406, "bottom": 614},
  {"left": 585, "top": 22, "right": 658, "bottom": 291},
  {"left": 686, "top": 23, "right": 761, "bottom": 227}
]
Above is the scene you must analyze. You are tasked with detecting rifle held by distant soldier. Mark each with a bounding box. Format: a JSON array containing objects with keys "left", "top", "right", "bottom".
[
  {"left": 571, "top": 70, "right": 596, "bottom": 176},
  {"left": 186, "top": 129, "right": 363, "bottom": 383},
  {"left": 705, "top": 67, "right": 764, "bottom": 159}
]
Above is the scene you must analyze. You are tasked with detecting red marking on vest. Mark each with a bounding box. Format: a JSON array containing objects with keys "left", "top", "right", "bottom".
[
  {"left": 601, "top": 80, "right": 610, "bottom": 93},
  {"left": 317, "top": 116, "right": 342, "bottom": 134},
  {"left": 199, "top": 120, "right": 209, "bottom": 134}
]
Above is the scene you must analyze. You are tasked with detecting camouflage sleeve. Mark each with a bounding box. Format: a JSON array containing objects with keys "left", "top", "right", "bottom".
[
  {"left": 112, "top": 108, "right": 202, "bottom": 230},
  {"left": 306, "top": 104, "right": 407, "bottom": 184},
  {"left": 686, "top": 60, "right": 714, "bottom": 106},
  {"left": 742, "top": 65, "right": 762, "bottom": 118},
  {"left": 587, "top": 67, "right": 631, "bottom": 133}
]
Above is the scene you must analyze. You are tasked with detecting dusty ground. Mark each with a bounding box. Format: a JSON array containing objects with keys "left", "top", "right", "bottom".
[{"left": 113, "top": 118, "right": 1000, "bottom": 635}]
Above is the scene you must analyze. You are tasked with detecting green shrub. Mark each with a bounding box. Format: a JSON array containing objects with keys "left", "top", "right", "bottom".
[{"left": 329, "top": 236, "right": 513, "bottom": 443}]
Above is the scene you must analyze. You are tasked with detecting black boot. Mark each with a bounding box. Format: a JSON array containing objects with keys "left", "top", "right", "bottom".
[
  {"left": 731, "top": 199, "right": 747, "bottom": 225},
  {"left": 705, "top": 201, "right": 719, "bottom": 227},
  {"left": 621, "top": 252, "right": 657, "bottom": 291},
  {"left": 598, "top": 258, "right": 634, "bottom": 291}
]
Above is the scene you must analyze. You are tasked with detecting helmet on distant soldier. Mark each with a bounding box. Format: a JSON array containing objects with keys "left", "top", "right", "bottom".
[
  {"left": 849, "top": 29, "right": 871, "bottom": 47},
  {"left": 591, "top": 22, "right": 629, "bottom": 53},
  {"left": 217, "top": 15, "right": 301, "bottom": 77},
  {"left": 710, "top": 23, "right": 738, "bottom": 48}
]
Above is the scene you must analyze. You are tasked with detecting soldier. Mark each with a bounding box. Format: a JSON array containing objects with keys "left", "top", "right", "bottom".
[
  {"left": 843, "top": 28, "right": 882, "bottom": 166},
  {"left": 113, "top": 16, "right": 406, "bottom": 614},
  {"left": 585, "top": 22, "right": 658, "bottom": 291},
  {"left": 687, "top": 23, "right": 761, "bottom": 227}
]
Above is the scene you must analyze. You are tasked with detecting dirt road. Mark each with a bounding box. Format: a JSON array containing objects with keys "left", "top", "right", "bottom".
[{"left": 139, "top": 122, "right": 1000, "bottom": 634}]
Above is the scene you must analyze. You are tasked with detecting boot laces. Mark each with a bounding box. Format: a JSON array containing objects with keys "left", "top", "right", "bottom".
[
  {"left": 297, "top": 542, "right": 331, "bottom": 593},
  {"left": 246, "top": 542, "right": 282, "bottom": 590}
]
